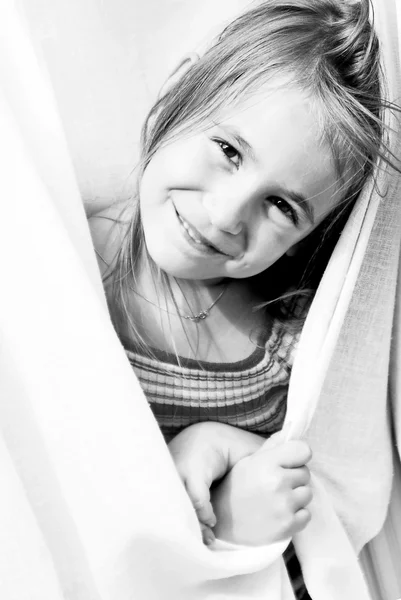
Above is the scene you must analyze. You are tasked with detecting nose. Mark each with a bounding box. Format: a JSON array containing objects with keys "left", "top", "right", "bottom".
[{"left": 202, "top": 191, "right": 250, "bottom": 235}]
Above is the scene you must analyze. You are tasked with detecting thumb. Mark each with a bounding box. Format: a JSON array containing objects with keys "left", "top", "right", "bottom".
[
  {"left": 259, "top": 430, "right": 284, "bottom": 451},
  {"left": 184, "top": 476, "right": 217, "bottom": 528}
]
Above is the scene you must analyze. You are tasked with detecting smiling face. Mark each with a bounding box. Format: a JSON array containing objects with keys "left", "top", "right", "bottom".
[{"left": 139, "top": 83, "right": 341, "bottom": 284}]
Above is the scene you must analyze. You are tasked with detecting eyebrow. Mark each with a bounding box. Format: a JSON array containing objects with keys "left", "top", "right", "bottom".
[
  {"left": 218, "top": 124, "right": 256, "bottom": 162},
  {"left": 283, "top": 188, "right": 315, "bottom": 225},
  {"left": 218, "top": 124, "right": 315, "bottom": 225}
]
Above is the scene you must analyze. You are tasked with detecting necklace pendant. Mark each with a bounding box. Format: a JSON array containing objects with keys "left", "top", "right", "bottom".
[
  {"left": 188, "top": 309, "right": 209, "bottom": 323},
  {"left": 145, "top": 282, "right": 228, "bottom": 323}
]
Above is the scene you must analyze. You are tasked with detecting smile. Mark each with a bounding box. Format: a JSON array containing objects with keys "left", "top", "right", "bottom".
[
  {"left": 178, "top": 213, "right": 206, "bottom": 245},
  {"left": 176, "top": 210, "right": 229, "bottom": 256}
]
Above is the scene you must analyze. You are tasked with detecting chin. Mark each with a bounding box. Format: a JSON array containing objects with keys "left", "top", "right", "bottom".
[
  {"left": 145, "top": 247, "right": 198, "bottom": 280},
  {"left": 160, "top": 265, "right": 214, "bottom": 281}
]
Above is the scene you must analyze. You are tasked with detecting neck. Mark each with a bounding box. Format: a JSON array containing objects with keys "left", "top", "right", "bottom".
[{"left": 136, "top": 252, "right": 227, "bottom": 313}]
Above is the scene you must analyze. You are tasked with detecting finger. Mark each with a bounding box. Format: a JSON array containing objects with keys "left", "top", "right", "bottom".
[
  {"left": 287, "top": 465, "right": 311, "bottom": 489},
  {"left": 278, "top": 440, "right": 312, "bottom": 468},
  {"left": 291, "top": 485, "right": 313, "bottom": 511},
  {"left": 201, "top": 523, "right": 216, "bottom": 546},
  {"left": 260, "top": 431, "right": 282, "bottom": 450},
  {"left": 184, "top": 478, "right": 216, "bottom": 527},
  {"left": 291, "top": 507, "right": 311, "bottom": 534}
]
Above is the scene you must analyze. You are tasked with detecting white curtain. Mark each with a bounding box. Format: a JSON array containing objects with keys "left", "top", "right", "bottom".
[{"left": 0, "top": 1, "right": 400, "bottom": 599}]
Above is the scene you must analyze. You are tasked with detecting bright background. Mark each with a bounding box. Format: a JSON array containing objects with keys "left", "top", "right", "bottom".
[{"left": 19, "top": 0, "right": 401, "bottom": 207}]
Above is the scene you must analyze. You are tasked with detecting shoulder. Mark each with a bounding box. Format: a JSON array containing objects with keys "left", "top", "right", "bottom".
[
  {"left": 88, "top": 199, "right": 130, "bottom": 277},
  {"left": 268, "top": 295, "right": 312, "bottom": 367}
]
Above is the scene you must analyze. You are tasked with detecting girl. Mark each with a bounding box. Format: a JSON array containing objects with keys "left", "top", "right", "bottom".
[{"left": 89, "top": 0, "right": 395, "bottom": 596}]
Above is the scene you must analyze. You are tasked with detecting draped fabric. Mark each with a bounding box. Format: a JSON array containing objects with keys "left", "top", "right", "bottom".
[{"left": 0, "top": 1, "right": 400, "bottom": 599}]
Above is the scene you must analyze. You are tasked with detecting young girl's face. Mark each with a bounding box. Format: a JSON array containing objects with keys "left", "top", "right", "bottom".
[{"left": 139, "top": 83, "right": 342, "bottom": 284}]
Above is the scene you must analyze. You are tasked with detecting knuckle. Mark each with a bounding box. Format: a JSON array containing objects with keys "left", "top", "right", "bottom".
[
  {"left": 296, "top": 508, "right": 311, "bottom": 527},
  {"left": 301, "top": 509, "right": 311, "bottom": 526},
  {"left": 192, "top": 497, "right": 206, "bottom": 511},
  {"left": 281, "top": 511, "right": 295, "bottom": 534},
  {"left": 301, "top": 466, "right": 311, "bottom": 483},
  {"left": 176, "top": 463, "right": 191, "bottom": 481},
  {"left": 207, "top": 513, "right": 217, "bottom": 527},
  {"left": 293, "top": 485, "right": 313, "bottom": 509},
  {"left": 201, "top": 524, "right": 216, "bottom": 546},
  {"left": 298, "top": 485, "right": 311, "bottom": 502},
  {"left": 298, "top": 441, "right": 312, "bottom": 461},
  {"left": 279, "top": 496, "right": 294, "bottom": 521},
  {"left": 262, "top": 469, "right": 281, "bottom": 492},
  {"left": 304, "top": 487, "right": 313, "bottom": 505},
  {"left": 272, "top": 478, "right": 285, "bottom": 496},
  {"left": 269, "top": 477, "right": 282, "bottom": 494},
  {"left": 289, "top": 440, "right": 311, "bottom": 459}
]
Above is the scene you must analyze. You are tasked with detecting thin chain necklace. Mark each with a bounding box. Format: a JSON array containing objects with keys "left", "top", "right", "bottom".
[
  {"left": 94, "top": 248, "right": 228, "bottom": 323},
  {"left": 134, "top": 282, "right": 229, "bottom": 323}
]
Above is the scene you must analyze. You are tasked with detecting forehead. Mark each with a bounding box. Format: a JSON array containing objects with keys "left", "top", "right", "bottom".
[{"left": 209, "top": 82, "right": 341, "bottom": 219}]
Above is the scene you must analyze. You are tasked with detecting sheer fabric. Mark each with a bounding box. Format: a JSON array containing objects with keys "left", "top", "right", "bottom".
[{"left": 0, "top": 0, "right": 400, "bottom": 598}]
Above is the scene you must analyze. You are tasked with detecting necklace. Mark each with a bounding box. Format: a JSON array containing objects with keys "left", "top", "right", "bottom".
[
  {"left": 181, "top": 283, "right": 228, "bottom": 322},
  {"left": 135, "top": 283, "right": 229, "bottom": 323},
  {"left": 94, "top": 248, "right": 228, "bottom": 322}
]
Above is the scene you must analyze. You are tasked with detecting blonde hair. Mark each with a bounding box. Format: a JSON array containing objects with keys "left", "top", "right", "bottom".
[{"left": 107, "top": 0, "right": 398, "bottom": 347}]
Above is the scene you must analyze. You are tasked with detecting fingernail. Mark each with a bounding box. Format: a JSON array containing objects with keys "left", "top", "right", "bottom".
[{"left": 204, "top": 534, "right": 215, "bottom": 545}]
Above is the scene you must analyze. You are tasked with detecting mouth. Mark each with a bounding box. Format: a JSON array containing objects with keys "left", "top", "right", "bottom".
[{"left": 175, "top": 210, "right": 231, "bottom": 256}]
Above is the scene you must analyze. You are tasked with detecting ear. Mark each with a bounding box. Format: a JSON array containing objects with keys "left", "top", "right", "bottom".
[{"left": 158, "top": 53, "right": 200, "bottom": 99}]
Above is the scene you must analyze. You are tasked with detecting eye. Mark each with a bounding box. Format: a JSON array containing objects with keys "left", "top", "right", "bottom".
[
  {"left": 267, "top": 196, "right": 299, "bottom": 226},
  {"left": 214, "top": 139, "right": 241, "bottom": 168}
]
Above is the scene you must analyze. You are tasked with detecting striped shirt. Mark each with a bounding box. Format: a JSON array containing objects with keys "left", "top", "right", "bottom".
[
  {"left": 124, "top": 315, "right": 310, "bottom": 600},
  {"left": 125, "top": 317, "right": 299, "bottom": 442}
]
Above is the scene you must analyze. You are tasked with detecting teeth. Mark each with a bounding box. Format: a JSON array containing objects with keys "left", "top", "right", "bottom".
[{"left": 178, "top": 215, "right": 205, "bottom": 245}]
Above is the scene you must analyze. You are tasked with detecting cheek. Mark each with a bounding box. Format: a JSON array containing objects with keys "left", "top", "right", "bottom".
[
  {"left": 145, "top": 139, "right": 215, "bottom": 193},
  {"left": 246, "top": 225, "right": 304, "bottom": 274},
  {"left": 253, "top": 225, "right": 289, "bottom": 259},
  {"left": 167, "top": 145, "right": 214, "bottom": 185}
]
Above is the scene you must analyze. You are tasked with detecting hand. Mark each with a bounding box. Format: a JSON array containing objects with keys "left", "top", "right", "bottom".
[
  {"left": 168, "top": 422, "right": 265, "bottom": 544},
  {"left": 211, "top": 439, "right": 313, "bottom": 546}
]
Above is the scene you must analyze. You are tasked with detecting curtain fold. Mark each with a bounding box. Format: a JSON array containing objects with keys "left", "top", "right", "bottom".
[
  {"left": 360, "top": 241, "right": 401, "bottom": 598},
  {"left": 0, "top": 0, "right": 400, "bottom": 598}
]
